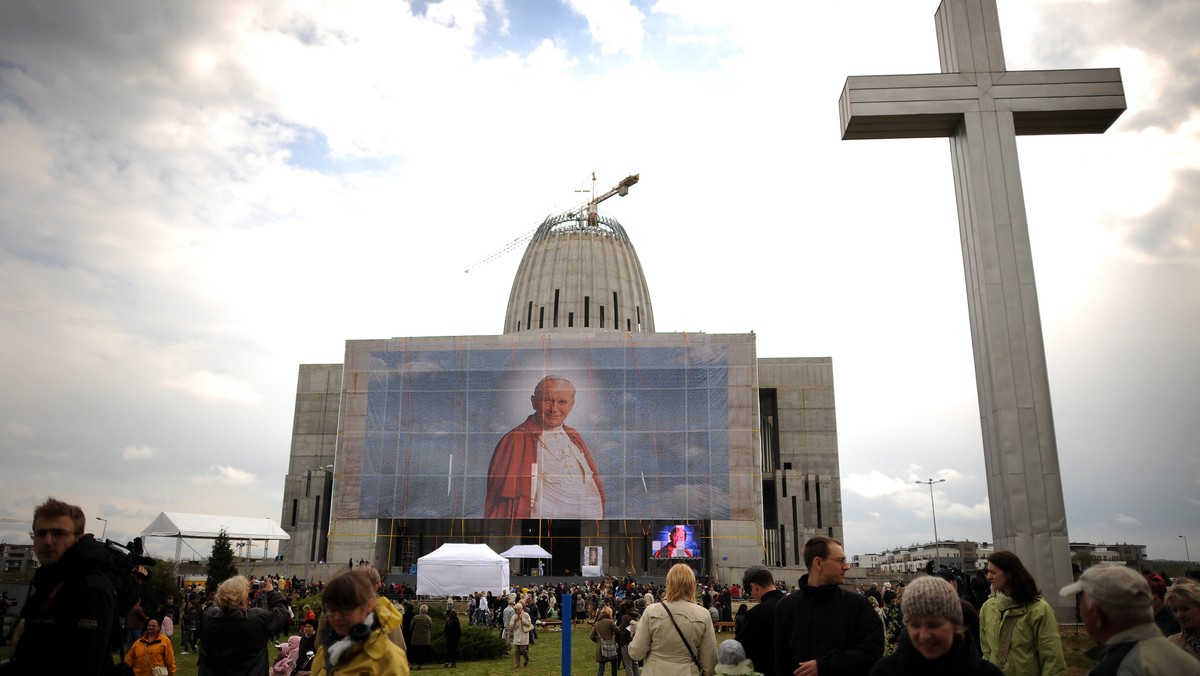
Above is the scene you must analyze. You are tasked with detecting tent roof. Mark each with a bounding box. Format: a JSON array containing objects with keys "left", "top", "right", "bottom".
[
  {"left": 418, "top": 543, "right": 504, "bottom": 564},
  {"left": 140, "top": 512, "right": 290, "bottom": 541},
  {"left": 499, "top": 544, "right": 552, "bottom": 559}
]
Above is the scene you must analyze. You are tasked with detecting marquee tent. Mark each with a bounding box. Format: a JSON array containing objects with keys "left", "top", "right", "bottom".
[
  {"left": 140, "top": 511, "right": 290, "bottom": 571},
  {"left": 498, "top": 545, "right": 552, "bottom": 559},
  {"left": 416, "top": 543, "right": 510, "bottom": 596}
]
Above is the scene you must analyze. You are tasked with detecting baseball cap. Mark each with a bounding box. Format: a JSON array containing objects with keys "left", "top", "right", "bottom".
[{"left": 1059, "top": 565, "right": 1151, "bottom": 608}]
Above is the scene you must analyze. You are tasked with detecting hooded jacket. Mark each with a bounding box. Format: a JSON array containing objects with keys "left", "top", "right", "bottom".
[
  {"left": 978, "top": 593, "right": 1065, "bottom": 676},
  {"left": 3, "top": 534, "right": 116, "bottom": 676},
  {"left": 311, "top": 595, "right": 409, "bottom": 676}
]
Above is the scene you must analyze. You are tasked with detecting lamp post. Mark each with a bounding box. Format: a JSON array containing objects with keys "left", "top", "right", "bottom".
[
  {"left": 96, "top": 516, "right": 108, "bottom": 541},
  {"left": 916, "top": 478, "right": 946, "bottom": 570},
  {"left": 1181, "top": 535, "right": 1191, "bottom": 568}
]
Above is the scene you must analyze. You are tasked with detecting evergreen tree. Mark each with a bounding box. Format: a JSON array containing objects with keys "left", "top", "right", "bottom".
[{"left": 205, "top": 529, "right": 238, "bottom": 591}]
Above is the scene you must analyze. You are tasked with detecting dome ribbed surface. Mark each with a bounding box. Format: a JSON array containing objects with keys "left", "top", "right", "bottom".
[{"left": 504, "top": 211, "right": 654, "bottom": 334}]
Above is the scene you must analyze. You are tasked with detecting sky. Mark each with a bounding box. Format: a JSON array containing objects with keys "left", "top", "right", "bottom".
[{"left": 1, "top": 0, "right": 1197, "bottom": 564}]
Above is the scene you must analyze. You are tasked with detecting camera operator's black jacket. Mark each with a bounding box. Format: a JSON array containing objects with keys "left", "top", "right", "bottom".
[
  {"left": 1, "top": 535, "right": 116, "bottom": 676},
  {"left": 197, "top": 590, "right": 290, "bottom": 676}
]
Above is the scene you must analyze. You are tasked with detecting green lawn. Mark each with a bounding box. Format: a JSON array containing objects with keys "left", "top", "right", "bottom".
[{"left": 3, "top": 625, "right": 1101, "bottom": 676}]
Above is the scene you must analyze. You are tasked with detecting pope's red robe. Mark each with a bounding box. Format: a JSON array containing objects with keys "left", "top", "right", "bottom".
[{"left": 484, "top": 415, "right": 605, "bottom": 519}]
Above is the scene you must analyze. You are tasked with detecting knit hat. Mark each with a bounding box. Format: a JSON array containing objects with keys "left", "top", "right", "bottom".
[
  {"left": 901, "top": 576, "right": 962, "bottom": 625},
  {"left": 1059, "top": 565, "right": 1151, "bottom": 608}
]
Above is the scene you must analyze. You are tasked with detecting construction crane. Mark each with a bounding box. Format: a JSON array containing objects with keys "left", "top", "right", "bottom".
[{"left": 464, "top": 173, "right": 640, "bottom": 273}]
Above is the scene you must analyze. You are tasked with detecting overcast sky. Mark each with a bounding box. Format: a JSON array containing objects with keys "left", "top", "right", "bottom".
[{"left": 1, "top": 0, "right": 1196, "bottom": 565}]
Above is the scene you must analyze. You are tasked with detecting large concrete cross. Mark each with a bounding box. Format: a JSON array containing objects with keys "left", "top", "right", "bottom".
[{"left": 838, "top": 0, "right": 1124, "bottom": 616}]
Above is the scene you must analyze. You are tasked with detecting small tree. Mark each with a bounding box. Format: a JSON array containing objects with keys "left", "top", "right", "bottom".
[
  {"left": 1071, "top": 551, "right": 1096, "bottom": 570},
  {"left": 206, "top": 529, "right": 238, "bottom": 591}
]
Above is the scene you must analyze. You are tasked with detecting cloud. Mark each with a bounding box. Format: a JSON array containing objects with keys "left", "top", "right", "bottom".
[
  {"left": 5, "top": 422, "right": 33, "bottom": 437},
  {"left": 162, "top": 371, "right": 262, "bottom": 405},
  {"left": 563, "top": 0, "right": 645, "bottom": 55},
  {"left": 1114, "top": 513, "right": 1142, "bottom": 526},
  {"left": 191, "top": 465, "right": 259, "bottom": 488},
  {"left": 122, "top": 445, "right": 159, "bottom": 461}
]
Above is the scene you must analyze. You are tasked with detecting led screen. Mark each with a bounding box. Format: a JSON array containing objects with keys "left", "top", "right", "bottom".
[
  {"left": 333, "top": 332, "right": 758, "bottom": 521},
  {"left": 651, "top": 524, "right": 701, "bottom": 559}
]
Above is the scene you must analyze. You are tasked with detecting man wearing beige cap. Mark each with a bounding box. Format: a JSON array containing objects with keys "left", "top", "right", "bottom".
[{"left": 1060, "top": 565, "right": 1200, "bottom": 675}]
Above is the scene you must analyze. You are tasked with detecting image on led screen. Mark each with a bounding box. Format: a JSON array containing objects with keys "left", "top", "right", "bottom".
[
  {"left": 651, "top": 524, "right": 701, "bottom": 559},
  {"left": 343, "top": 335, "right": 751, "bottom": 521}
]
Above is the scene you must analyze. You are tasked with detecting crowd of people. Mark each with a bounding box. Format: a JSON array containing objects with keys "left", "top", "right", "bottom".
[{"left": 2, "top": 497, "right": 1199, "bottom": 676}]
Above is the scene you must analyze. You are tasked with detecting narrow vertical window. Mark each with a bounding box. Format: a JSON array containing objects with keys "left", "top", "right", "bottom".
[
  {"left": 612, "top": 292, "right": 619, "bottom": 329},
  {"left": 527, "top": 301, "right": 533, "bottom": 330},
  {"left": 600, "top": 305, "right": 605, "bottom": 328},
  {"left": 636, "top": 306, "right": 642, "bottom": 331},
  {"left": 627, "top": 318, "right": 631, "bottom": 331},
  {"left": 568, "top": 312, "right": 574, "bottom": 327},
  {"left": 584, "top": 296, "right": 590, "bottom": 327},
  {"left": 553, "top": 289, "right": 560, "bottom": 328},
  {"left": 539, "top": 307, "right": 545, "bottom": 329}
]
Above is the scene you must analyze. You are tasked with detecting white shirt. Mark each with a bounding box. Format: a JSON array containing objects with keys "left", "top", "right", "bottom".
[{"left": 531, "top": 427, "right": 602, "bottom": 518}]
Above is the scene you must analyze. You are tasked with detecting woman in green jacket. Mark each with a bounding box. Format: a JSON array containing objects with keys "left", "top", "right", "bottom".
[{"left": 978, "top": 551, "right": 1065, "bottom": 676}]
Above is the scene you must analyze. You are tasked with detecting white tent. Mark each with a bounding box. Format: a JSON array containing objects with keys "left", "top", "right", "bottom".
[
  {"left": 417, "top": 544, "right": 510, "bottom": 596},
  {"left": 140, "top": 511, "right": 290, "bottom": 571},
  {"left": 498, "top": 545, "right": 552, "bottom": 559}
]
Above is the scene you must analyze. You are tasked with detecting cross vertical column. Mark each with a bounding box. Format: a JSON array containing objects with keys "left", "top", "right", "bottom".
[{"left": 838, "top": 0, "right": 1123, "bottom": 619}]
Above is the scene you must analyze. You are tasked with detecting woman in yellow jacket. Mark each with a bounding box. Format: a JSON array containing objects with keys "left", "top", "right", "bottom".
[
  {"left": 978, "top": 551, "right": 1065, "bottom": 676},
  {"left": 124, "top": 618, "right": 176, "bottom": 676},
  {"left": 311, "top": 569, "right": 409, "bottom": 675}
]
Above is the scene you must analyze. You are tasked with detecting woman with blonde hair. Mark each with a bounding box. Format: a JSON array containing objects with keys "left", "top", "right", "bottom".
[
  {"left": 591, "top": 605, "right": 621, "bottom": 676},
  {"left": 197, "top": 576, "right": 291, "bottom": 676},
  {"left": 1165, "top": 579, "right": 1200, "bottom": 660},
  {"left": 628, "top": 563, "right": 718, "bottom": 675}
]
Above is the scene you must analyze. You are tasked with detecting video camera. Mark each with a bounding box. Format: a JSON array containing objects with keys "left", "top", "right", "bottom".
[{"left": 101, "top": 536, "right": 156, "bottom": 582}]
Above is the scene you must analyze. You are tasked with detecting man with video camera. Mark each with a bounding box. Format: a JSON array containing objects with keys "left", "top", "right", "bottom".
[{"left": 0, "top": 497, "right": 116, "bottom": 676}]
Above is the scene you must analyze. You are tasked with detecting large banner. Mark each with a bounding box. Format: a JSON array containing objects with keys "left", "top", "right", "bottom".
[{"left": 334, "top": 332, "right": 758, "bottom": 521}]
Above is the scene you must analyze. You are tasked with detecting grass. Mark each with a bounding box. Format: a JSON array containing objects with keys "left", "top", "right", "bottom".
[{"left": 2, "top": 623, "right": 1101, "bottom": 676}]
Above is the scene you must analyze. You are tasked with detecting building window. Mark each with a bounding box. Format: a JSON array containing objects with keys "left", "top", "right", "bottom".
[{"left": 584, "top": 296, "right": 590, "bottom": 327}]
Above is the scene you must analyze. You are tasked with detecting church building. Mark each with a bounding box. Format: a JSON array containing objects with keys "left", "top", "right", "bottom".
[{"left": 277, "top": 179, "right": 844, "bottom": 584}]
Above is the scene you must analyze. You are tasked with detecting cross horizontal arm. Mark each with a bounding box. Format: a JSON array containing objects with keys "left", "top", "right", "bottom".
[{"left": 839, "top": 67, "right": 1124, "bottom": 140}]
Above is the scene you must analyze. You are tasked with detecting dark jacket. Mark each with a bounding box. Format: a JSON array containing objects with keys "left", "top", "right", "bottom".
[
  {"left": 736, "top": 588, "right": 785, "bottom": 676},
  {"left": 775, "top": 579, "right": 884, "bottom": 676},
  {"left": 1, "top": 534, "right": 116, "bottom": 676},
  {"left": 869, "top": 631, "right": 1003, "bottom": 676},
  {"left": 197, "top": 590, "right": 290, "bottom": 675}
]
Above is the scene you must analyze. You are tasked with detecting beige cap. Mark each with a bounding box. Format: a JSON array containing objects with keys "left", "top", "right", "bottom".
[{"left": 1059, "top": 565, "right": 1151, "bottom": 608}]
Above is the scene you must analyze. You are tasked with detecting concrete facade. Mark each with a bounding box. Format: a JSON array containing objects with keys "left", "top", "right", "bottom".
[
  {"left": 278, "top": 206, "right": 842, "bottom": 587},
  {"left": 839, "top": 0, "right": 1124, "bottom": 619}
]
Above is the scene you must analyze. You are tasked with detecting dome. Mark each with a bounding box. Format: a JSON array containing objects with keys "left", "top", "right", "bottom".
[{"left": 503, "top": 210, "right": 655, "bottom": 334}]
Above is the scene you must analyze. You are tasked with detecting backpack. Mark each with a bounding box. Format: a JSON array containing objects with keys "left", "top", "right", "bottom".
[{"left": 615, "top": 623, "right": 631, "bottom": 647}]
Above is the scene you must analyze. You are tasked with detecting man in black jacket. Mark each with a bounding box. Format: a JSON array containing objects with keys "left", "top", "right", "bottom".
[
  {"left": 736, "top": 565, "right": 786, "bottom": 676},
  {"left": 0, "top": 497, "right": 116, "bottom": 676},
  {"left": 775, "top": 536, "right": 883, "bottom": 676}
]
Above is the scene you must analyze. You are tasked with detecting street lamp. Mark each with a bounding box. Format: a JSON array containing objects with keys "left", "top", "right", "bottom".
[
  {"left": 96, "top": 516, "right": 108, "bottom": 541},
  {"left": 916, "top": 478, "right": 946, "bottom": 570},
  {"left": 1181, "top": 535, "right": 1191, "bottom": 567}
]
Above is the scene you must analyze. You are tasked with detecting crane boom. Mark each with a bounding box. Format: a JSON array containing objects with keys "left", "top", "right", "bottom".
[{"left": 464, "top": 173, "right": 640, "bottom": 274}]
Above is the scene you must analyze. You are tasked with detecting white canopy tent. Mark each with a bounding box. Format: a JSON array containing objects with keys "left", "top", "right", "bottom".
[
  {"left": 140, "top": 511, "right": 290, "bottom": 573},
  {"left": 498, "top": 545, "right": 552, "bottom": 559},
  {"left": 416, "top": 544, "right": 510, "bottom": 596},
  {"left": 499, "top": 544, "right": 552, "bottom": 576}
]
